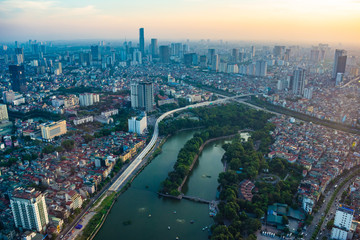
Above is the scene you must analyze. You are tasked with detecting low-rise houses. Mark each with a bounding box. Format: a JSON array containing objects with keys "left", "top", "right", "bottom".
[{"left": 270, "top": 116, "right": 360, "bottom": 214}]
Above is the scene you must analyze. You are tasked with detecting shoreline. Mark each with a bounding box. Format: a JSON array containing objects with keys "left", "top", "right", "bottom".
[
  {"left": 177, "top": 133, "right": 238, "bottom": 193},
  {"left": 74, "top": 128, "right": 199, "bottom": 240}
]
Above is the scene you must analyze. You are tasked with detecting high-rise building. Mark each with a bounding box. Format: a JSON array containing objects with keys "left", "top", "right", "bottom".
[
  {"left": 171, "top": 43, "right": 182, "bottom": 57},
  {"left": 273, "top": 46, "right": 285, "bottom": 57},
  {"left": 232, "top": 48, "right": 239, "bottom": 62},
  {"left": 10, "top": 188, "right": 49, "bottom": 232},
  {"left": 40, "top": 120, "right": 67, "bottom": 141},
  {"left": 54, "top": 61, "right": 62, "bottom": 75},
  {"left": 207, "top": 49, "right": 215, "bottom": 65},
  {"left": 199, "top": 55, "right": 207, "bottom": 68},
  {"left": 255, "top": 60, "right": 267, "bottom": 77},
  {"left": 184, "top": 53, "right": 197, "bottom": 66},
  {"left": 251, "top": 46, "right": 255, "bottom": 57},
  {"left": 128, "top": 112, "right": 147, "bottom": 135},
  {"left": 133, "top": 49, "right": 142, "bottom": 64},
  {"left": 150, "top": 38, "right": 158, "bottom": 57},
  {"left": 331, "top": 206, "right": 354, "bottom": 240},
  {"left": 284, "top": 49, "right": 291, "bottom": 61},
  {"left": 0, "top": 104, "right": 9, "bottom": 121},
  {"left": 292, "top": 68, "right": 306, "bottom": 96},
  {"left": 79, "top": 93, "right": 99, "bottom": 107},
  {"left": 310, "top": 47, "right": 320, "bottom": 63},
  {"left": 15, "top": 47, "right": 24, "bottom": 64},
  {"left": 130, "top": 82, "right": 154, "bottom": 112},
  {"left": 91, "top": 45, "right": 100, "bottom": 61},
  {"left": 9, "top": 65, "right": 27, "bottom": 93},
  {"left": 139, "top": 28, "right": 145, "bottom": 55},
  {"left": 332, "top": 49, "right": 347, "bottom": 79},
  {"left": 159, "top": 46, "right": 170, "bottom": 63},
  {"left": 211, "top": 54, "right": 219, "bottom": 72}
]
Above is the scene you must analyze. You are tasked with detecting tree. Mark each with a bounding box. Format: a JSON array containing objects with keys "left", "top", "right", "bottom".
[
  {"left": 83, "top": 134, "right": 94, "bottom": 143},
  {"left": 282, "top": 215, "right": 289, "bottom": 225},
  {"left": 61, "top": 140, "right": 75, "bottom": 152},
  {"left": 326, "top": 219, "right": 334, "bottom": 230},
  {"left": 42, "top": 145, "right": 55, "bottom": 154}
]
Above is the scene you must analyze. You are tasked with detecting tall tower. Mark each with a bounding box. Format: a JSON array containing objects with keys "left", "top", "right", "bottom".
[
  {"left": 232, "top": 48, "right": 239, "bottom": 62},
  {"left": 91, "top": 45, "right": 100, "bottom": 61},
  {"left": 255, "top": 60, "right": 267, "bottom": 77},
  {"left": 10, "top": 188, "right": 49, "bottom": 232},
  {"left": 292, "top": 68, "right": 306, "bottom": 96},
  {"left": 9, "top": 65, "right": 26, "bottom": 93},
  {"left": 15, "top": 47, "right": 24, "bottom": 64},
  {"left": 207, "top": 49, "right": 215, "bottom": 65},
  {"left": 332, "top": 49, "right": 347, "bottom": 79},
  {"left": 151, "top": 38, "right": 158, "bottom": 57},
  {"left": 159, "top": 46, "right": 170, "bottom": 63},
  {"left": 130, "top": 82, "right": 154, "bottom": 112},
  {"left": 139, "top": 28, "right": 145, "bottom": 56},
  {"left": 251, "top": 46, "right": 255, "bottom": 58}
]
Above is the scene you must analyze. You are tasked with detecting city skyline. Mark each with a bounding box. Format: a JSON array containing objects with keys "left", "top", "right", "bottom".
[{"left": 0, "top": 0, "right": 360, "bottom": 45}]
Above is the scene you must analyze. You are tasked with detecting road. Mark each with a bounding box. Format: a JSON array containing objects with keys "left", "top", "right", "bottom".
[
  {"left": 304, "top": 168, "right": 359, "bottom": 240},
  {"left": 340, "top": 76, "right": 360, "bottom": 88},
  {"left": 108, "top": 97, "right": 233, "bottom": 191},
  {"left": 57, "top": 93, "right": 263, "bottom": 239}
]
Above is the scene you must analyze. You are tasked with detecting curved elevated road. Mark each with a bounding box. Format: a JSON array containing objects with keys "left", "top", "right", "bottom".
[{"left": 108, "top": 98, "right": 232, "bottom": 192}]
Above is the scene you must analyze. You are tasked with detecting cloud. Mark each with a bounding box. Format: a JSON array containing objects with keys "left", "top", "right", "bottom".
[{"left": 0, "top": 0, "right": 57, "bottom": 12}]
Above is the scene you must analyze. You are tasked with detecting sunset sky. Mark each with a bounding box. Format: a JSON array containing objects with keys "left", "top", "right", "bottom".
[{"left": 0, "top": 0, "right": 359, "bottom": 44}]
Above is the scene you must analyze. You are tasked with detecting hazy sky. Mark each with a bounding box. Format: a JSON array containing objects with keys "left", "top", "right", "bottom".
[{"left": 0, "top": 0, "right": 359, "bottom": 45}]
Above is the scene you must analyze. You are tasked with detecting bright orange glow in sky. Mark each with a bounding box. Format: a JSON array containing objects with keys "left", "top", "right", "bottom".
[{"left": 0, "top": 0, "right": 359, "bottom": 45}]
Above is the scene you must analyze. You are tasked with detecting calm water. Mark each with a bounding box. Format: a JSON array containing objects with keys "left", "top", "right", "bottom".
[{"left": 95, "top": 131, "right": 226, "bottom": 240}]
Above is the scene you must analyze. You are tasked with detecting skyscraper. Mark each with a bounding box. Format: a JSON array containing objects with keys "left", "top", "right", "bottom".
[
  {"left": 9, "top": 65, "right": 26, "bottom": 93},
  {"left": 15, "top": 47, "right": 24, "bottom": 64},
  {"left": 232, "top": 48, "right": 239, "bottom": 62},
  {"left": 91, "top": 45, "right": 101, "bottom": 61},
  {"left": 292, "top": 68, "right": 306, "bottom": 96},
  {"left": 332, "top": 49, "right": 347, "bottom": 79},
  {"left": 159, "top": 46, "right": 170, "bottom": 63},
  {"left": 211, "top": 54, "right": 219, "bottom": 72},
  {"left": 251, "top": 46, "right": 255, "bottom": 57},
  {"left": 207, "top": 49, "right": 215, "bottom": 65},
  {"left": 130, "top": 82, "right": 154, "bottom": 112},
  {"left": 255, "top": 60, "right": 267, "bottom": 77},
  {"left": 10, "top": 188, "right": 49, "bottom": 232},
  {"left": 139, "top": 28, "right": 145, "bottom": 56},
  {"left": 151, "top": 38, "right": 158, "bottom": 57},
  {"left": 273, "top": 46, "right": 285, "bottom": 57}
]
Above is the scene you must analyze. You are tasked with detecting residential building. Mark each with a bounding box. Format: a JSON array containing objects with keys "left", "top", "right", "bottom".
[
  {"left": 332, "top": 49, "right": 347, "bottom": 79},
  {"left": 9, "top": 65, "right": 27, "bottom": 93},
  {"left": 255, "top": 60, "right": 267, "bottom": 77},
  {"left": 73, "top": 116, "right": 93, "bottom": 126},
  {"left": 128, "top": 112, "right": 147, "bottom": 135},
  {"left": 331, "top": 206, "right": 354, "bottom": 240},
  {"left": 159, "top": 45, "right": 170, "bottom": 63},
  {"left": 65, "top": 191, "right": 83, "bottom": 211},
  {"left": 101, "top": 109, "right": 118, "bottom": 117},
  {"left": 139, "top": 28, "right": 145, "bottom": 55},
  {"left": 0, "top": 104, "right": 9, "bottom": 121},
  {"left": 150, "top": 38, "right": 158, "bottom": 57},
  {"left": 292, "top": 68, "right": 306, "bottom": 96},
  {"left": 130, "top": 82, "right": 154, "bottom": 112},
  {"left": 40, "top": 120, "right": 67, "bottom": 141},
  {"left": 10, "top": 188, "right": 49, "bottom": 232},
  {"left": 79, "top": 93, "right": 99, "bottom": 107}
]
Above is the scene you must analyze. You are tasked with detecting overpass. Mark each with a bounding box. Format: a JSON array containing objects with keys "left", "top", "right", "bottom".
[
  {"left": 108, "top": 94, "right": 258, "bottom": 192},
  {"left": 340, "top": 76, "right": 360, "bottom": 88},
  {"left": 108, "top": 97, "right": 230, "bottom": 192}
]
